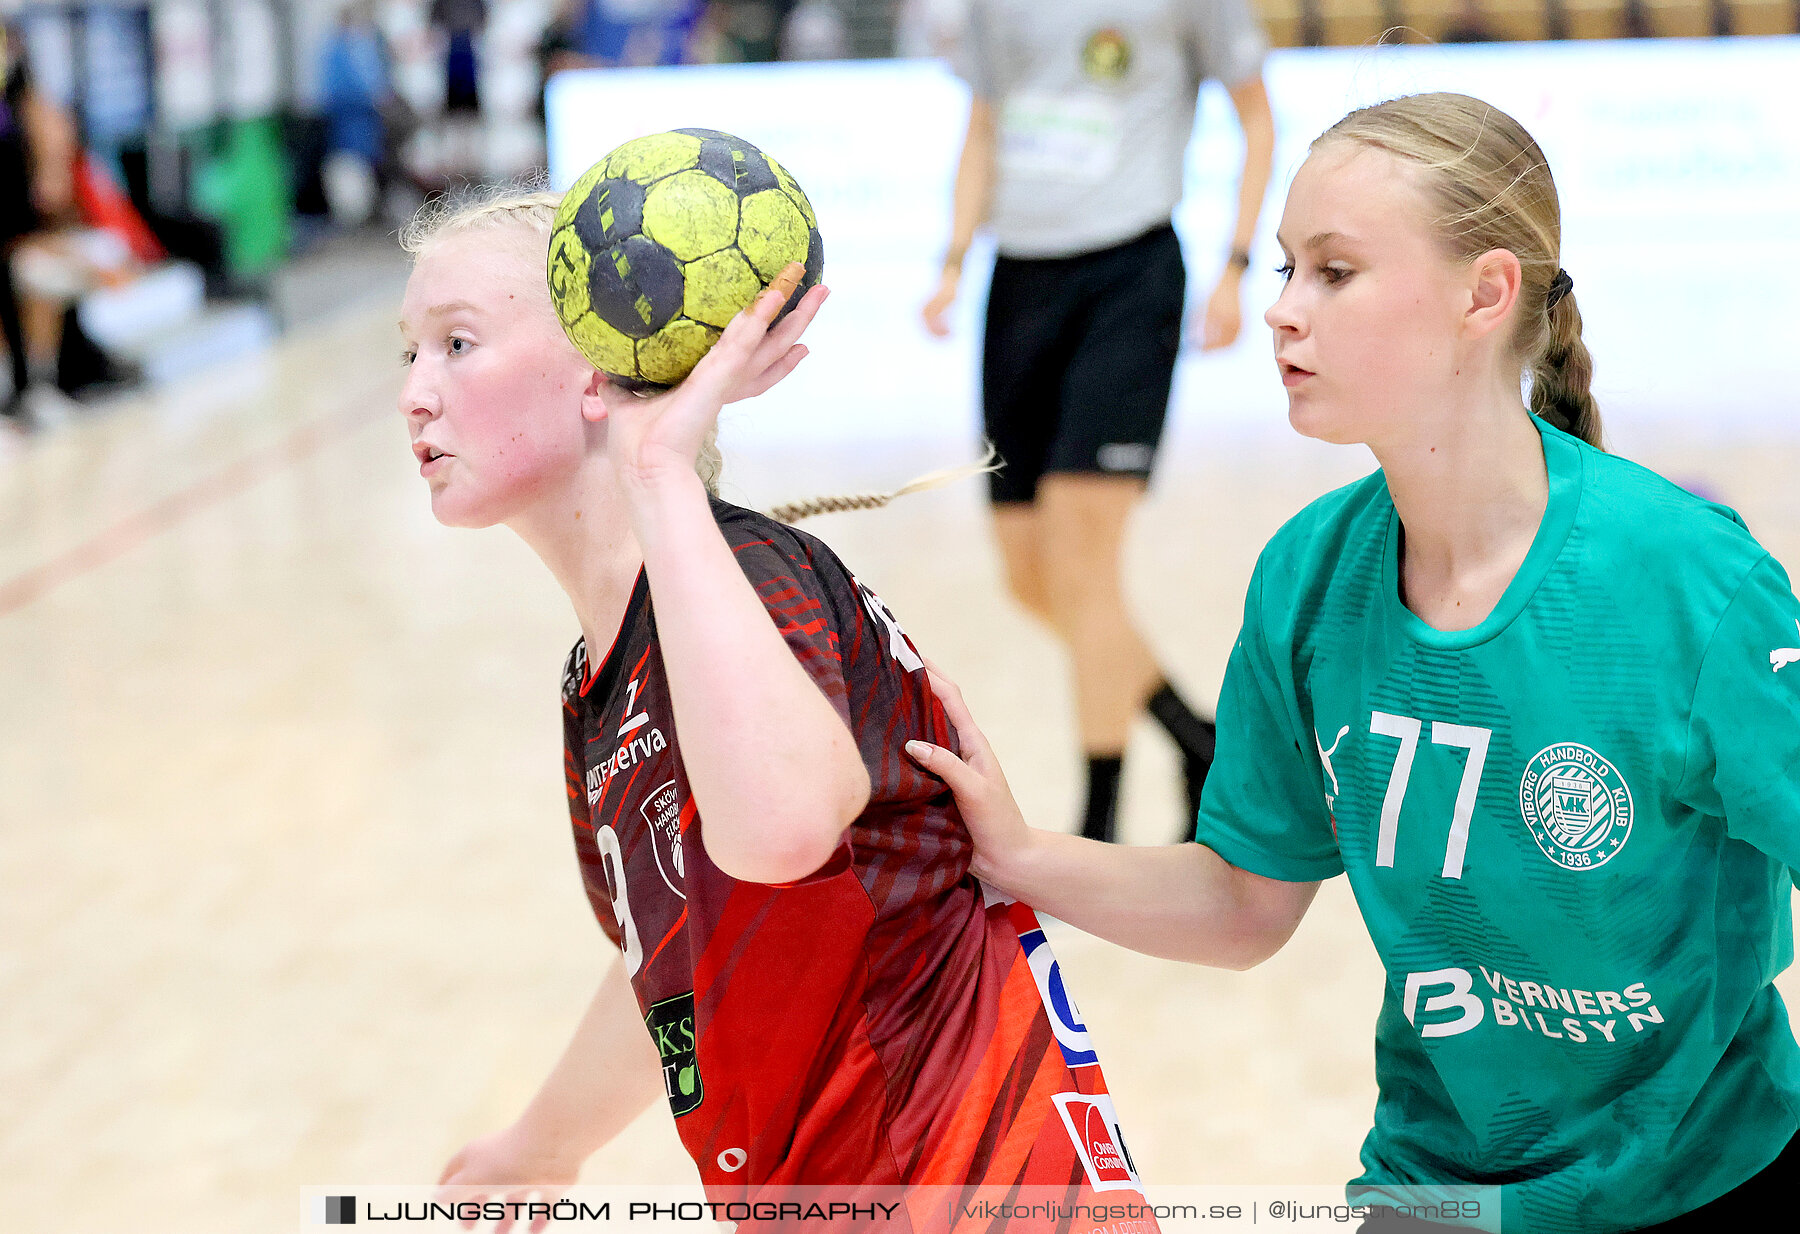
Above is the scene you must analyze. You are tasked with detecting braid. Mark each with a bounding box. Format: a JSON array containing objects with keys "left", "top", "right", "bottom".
[
  {"left": 1530, "top": 290, "right": 1604, "bottom": 448},
  {"left": 399, "top": 177, "right": 560, "bottom": 255},
  {"left": 697, "top": 428, "right": 724, "bottom": 497},
  {"left": 767, "top": 491, "right": 903, "bottom": 524},
  {"left": 766, "top": 446, "right": 998, "bottom": 525}
]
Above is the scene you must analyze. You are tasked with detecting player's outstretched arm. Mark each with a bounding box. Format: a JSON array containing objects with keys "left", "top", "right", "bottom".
[
  {"left": 595, "top": 266, "right": 868, "bottom": 885},
  {"left": 439, "top": 959, "right": 664, "bottom": 1193},
  {"left": 906, "top": 666, "right": 1318, "bottom": 970}
]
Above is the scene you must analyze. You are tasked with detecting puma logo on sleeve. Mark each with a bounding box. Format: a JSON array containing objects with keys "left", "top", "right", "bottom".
[{"left": 1773, "top": 621, "right": 1800, "bottom": 673}]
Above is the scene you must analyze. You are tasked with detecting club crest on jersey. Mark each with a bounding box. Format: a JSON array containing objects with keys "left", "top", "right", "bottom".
[
  {"left": 1518, "top": 743, "right": 1634, "bottom": 871},
  {"left": 1051, "top": 1092, "right": 1140, "bottom": 1192},
  {"left": 640, "top": 779, "right": 686, "bottom": 898}
]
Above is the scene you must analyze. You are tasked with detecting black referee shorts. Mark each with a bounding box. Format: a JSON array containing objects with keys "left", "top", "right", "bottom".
[{"left": 980, "top": 223, "right": 1186, "bottom": 506}]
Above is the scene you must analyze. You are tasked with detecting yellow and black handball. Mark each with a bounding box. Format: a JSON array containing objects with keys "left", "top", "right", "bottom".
[{"left": 548, "top": 128, "right": 823, "bottom": 389}]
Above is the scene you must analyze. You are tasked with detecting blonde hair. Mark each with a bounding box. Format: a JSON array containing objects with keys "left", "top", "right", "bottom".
[
  {"left": 767, "top": 446, "right": 998, "bottom": 525},
  {"left": 399, "top": 179, "right": 726, "bottom": 494},
  {"left": 1316, "top": 93, "right": 1602, "bottom": 449}
]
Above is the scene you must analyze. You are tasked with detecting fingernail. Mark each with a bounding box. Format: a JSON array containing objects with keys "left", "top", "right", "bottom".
[{"left": 905, "top": 740, "right": 930, "bottom": 761}]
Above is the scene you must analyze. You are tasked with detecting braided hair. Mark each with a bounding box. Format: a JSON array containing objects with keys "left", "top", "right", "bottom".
[{"left": 765, "top": 447, "right": 998, "bottom": 525}]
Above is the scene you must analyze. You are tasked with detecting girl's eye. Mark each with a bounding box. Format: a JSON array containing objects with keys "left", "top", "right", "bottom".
[
  {"left": 400, "top": 349, "right": 416, "bottom": 367},
  {"left": 449, "top": 337, "right": 469, "bottom": 355},
  {"left": 1321, "top": 265, "right": 1352, "bottom": 284},
  {"left": 1275, "top": 263, "right": 1295, "bottom": 281}
]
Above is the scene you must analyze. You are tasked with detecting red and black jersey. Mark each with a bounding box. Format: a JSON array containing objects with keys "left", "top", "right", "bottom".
[{"left": 560, "top": 499, "right": 1148, "bottom": 1205}]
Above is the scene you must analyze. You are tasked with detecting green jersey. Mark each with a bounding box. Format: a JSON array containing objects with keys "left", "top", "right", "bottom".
[{"left": 1194, "top": 418, "right": 1800, "bottom": 1232}]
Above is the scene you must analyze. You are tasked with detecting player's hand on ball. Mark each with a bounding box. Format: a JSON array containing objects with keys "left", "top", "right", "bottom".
[
  {"left": 436, "top": 1123, "right": 580, "bottom": 1234},
  {"left": 905, "top": 660, "right": 1034, "bottom": 887},
  {"left": 922, "top": 269, "right": 959, "bottom": 338},
  {"left": 1195, "top": 278, "right": 1243, "bottom": 351},
  {"left": 599, "top": 262, "right": 826, "bottom": 493}
]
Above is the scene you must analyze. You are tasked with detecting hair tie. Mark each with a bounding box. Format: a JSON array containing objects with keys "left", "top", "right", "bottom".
[{"left": 1546, "top": 268, "right": 1574, "bottom": 311}]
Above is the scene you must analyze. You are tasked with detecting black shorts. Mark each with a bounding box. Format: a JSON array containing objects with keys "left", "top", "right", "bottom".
[
  {"left": 980, "top": 223, "right": 1186, "bottom": 505},
  {"left": 1355, "top": 1127, "right": 1800, "bottom": 1233}
]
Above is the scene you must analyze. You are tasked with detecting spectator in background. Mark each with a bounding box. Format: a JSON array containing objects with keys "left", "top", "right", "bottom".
[
  {"left": 430, "top": 0, "right": 487, "bottom": 111},
  {"left": 703, "top": 0, "right": 794, "bottom": 62},
  {"left": 1620, "top": 0, "right": 1656, "bottom": 36},
  {"left": 2, "top": 19, "right": 37, "bottom": 426},
  {"left": 1, "top": 17, "right": 83, "bottom": 427},
  {"left": 544, "top": 0, "right": 706, "bottom": 73},
  {"left": 895, "top": 0, "right": 969, "bottom": 59},
  {"left": 780, "top": 0, "right": 850, "bottom": 59},
  {"left": 1440, "top": 0, "right": 1498, "bottom": 41},
  {"left": 320, "top": 2, "right": 395, "bottom": 225},
  {"left": 429, "top": 0, "right": 487, "bottom": 176},
  {"left": 538, "top": 0, "right": 589, "bottom": 87}
]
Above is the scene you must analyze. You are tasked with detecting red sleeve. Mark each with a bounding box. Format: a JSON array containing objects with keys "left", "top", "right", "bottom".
[
  {"left": 725, "top": 531, "right": 863, "bottom": 885},
  {"left": 728, "top": 534, "right": 853, "bottom": 729}
]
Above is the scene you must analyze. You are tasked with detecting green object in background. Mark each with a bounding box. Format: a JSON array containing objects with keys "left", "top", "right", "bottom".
[{"left": 194, "top": 116, "right": 292, "bottom": 280}]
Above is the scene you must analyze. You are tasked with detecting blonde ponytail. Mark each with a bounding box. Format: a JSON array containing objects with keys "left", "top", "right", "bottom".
[
  {"left": 1530, "top": 291, "right": 1603, "bottom": 448},
  {"left": 697, "top": 428, "right": 724, "bottom": 497},
  {"left": 766, "top": 447, "right": 998, "bottom": 525}
]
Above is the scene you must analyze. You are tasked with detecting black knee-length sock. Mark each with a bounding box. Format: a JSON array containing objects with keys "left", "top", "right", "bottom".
[
  {"left": 1147, "top": 681, "right": 1217, "bottom": 826},
  {"left": 1081, "top": 755, "right": 1124, "bottom": 844}
]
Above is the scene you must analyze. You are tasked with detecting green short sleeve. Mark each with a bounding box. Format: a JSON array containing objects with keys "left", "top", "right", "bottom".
[
  {"left": 1193, "top": 561, "right": 1344, "bottom": 882},
  {"left": 1683, "top": 553, "right": 1800, "bottom": 868}
]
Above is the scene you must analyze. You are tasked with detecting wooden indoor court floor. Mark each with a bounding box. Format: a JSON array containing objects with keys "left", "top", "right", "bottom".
[{"left": 3, "top": 300, "right": 1798, "bottom": 1232}]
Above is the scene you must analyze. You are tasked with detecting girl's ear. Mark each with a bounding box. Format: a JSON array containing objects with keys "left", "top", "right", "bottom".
[
  {"left": 1465, "top": 248, "right": 1522, "bottom": 341},
  {"left": 580, "top": 369, "right": 612, "bottom": 423}
]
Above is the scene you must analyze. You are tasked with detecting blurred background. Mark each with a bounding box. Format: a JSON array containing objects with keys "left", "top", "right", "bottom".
[
  {"left": 2, "top": 0, "right": 1796, "bottom": 421},
  {"left": 2, "top": 2, "right": 1795, "bottom": 421},
  {"left": 3, "top": 5, "right": 1798, "bottom": 1233}
]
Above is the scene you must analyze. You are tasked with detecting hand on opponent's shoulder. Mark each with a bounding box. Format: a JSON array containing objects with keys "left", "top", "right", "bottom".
[{"left": 906, "top": 661, "right": 1320, "bottom": 969}]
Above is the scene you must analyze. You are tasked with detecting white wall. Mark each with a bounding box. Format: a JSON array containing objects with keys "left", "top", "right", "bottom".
[{"left": 546, "top": 38, "right": 1800, "bottom": 448}]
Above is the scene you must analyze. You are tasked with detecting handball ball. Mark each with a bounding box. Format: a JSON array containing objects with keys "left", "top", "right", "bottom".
[{"left": 548, "top": 128, "right": 824, "bottom": 389}]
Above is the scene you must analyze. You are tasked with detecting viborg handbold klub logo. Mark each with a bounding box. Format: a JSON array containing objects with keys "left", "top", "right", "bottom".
[{"left": 1519, "top": 743, "right": 1634, "bottom": 871}]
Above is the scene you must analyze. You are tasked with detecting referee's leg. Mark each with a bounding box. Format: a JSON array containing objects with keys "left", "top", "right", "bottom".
[
  {"left": 1036, "top": 471, "right": 1159, "bottom": 759},
  {"left": 982, "top": 253, "right": 1071, "bottom": 627},
  {"left": 1040, "top": 226, "right": 1212, "bottom": 841}
]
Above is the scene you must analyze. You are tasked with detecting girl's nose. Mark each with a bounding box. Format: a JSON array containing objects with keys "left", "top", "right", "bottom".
[
  {"left": 1265, "top": 285, "right": 1303, "bottom": 336},
  {"left": 397, "top": 366, "right": 439, "bottom": 421}
]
